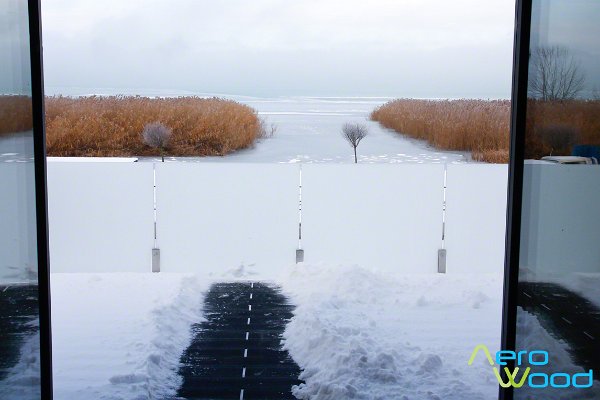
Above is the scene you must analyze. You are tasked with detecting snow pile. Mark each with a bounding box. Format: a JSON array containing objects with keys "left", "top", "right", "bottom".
[
  {"left": 279, "top": 264, "right": 503, "bottom": 399},
  {"left": 220, "top": 263, "right": 259, "bottom": 278},
  {"left": 51, "top": 273, "right": 208, "bottom": 399}
]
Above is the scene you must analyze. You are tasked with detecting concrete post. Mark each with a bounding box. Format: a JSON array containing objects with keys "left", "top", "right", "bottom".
[
  {"left": 152, "top": 248, "right": 160, "bottom": 272},
  {"left": 296, "top": 249, "right": 304, "bottom": 263},
  {"left": 438, "top": 249, "right": 446, "bottom": 273}
]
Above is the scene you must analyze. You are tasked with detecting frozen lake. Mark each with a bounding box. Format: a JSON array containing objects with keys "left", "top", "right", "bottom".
[
  {"left": 169, "top": 96, "right": 469, "bottom": 164},
  {"left": 44, "top": 88, "right": 470, "bottom": 164},
  {"left": 225, "top": 97, "right": 469, "bottom": 164}
]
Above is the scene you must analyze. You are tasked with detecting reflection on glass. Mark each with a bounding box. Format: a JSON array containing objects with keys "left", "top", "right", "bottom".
[
  {"left": 0, "top": 1, "right": 41, "bottom": 399},
  {"left": 516, "top": 0, "right": 600, "bottom": 398}
]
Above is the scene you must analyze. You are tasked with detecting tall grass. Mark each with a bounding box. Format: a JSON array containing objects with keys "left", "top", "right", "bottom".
[
  {"left": 371, "top": 99, "right": 600, "bottom": 163},
  {"left": 524, "top": 100, "right": 600, "bottom": 158},
  {"left": 44, "top": 96, "right": 264, "bottom": 157},
  {"left": 0, "top": 95, "right": 33, "bottom": 134},
  {"left": 371, "top": 99, "right": 511, "bottom": 163}
]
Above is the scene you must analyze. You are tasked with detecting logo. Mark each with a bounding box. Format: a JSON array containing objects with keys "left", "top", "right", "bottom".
[{"left": 468, "top": 345, "right": 594, "bottom": 389}]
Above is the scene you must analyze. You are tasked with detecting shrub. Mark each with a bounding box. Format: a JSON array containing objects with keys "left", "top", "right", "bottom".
[{"left": 142, "top": 122, "right": 172, "bottom": 161}]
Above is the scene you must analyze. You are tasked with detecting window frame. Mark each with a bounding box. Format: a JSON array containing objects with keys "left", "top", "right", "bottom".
[
  {"left": 27, "top": 0, "right": 53, "bottom": 397},
  {"left": 500, "top": 0, "right": 532, "bottom": 399}
]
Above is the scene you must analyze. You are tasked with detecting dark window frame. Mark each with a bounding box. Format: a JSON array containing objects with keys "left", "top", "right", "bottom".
[
  {"left": 28, "top": 0, "right": 53, "bottom": 397},
  {"left": 500, "top": 0, "right": 532, "bottom": 399}
]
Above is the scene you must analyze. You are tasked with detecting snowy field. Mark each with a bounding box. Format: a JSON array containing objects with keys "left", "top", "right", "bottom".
[{"left": 48, "top": 267, "right": 505, "bottom": 400}]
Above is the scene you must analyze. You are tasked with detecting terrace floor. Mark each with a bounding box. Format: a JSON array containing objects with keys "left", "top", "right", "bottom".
[{"left": 177, "top": 281, "right": 302, "bottom": 400}]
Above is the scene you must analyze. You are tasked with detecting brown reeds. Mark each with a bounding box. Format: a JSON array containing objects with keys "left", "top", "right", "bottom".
[
  {"left": 371, "top": 99, "right": 600, "bottom": 163},
  {"left": 371, "top": 99, "right": 511, "bottom": 163},
  {"left": 525, "top": 100, "right": 600, "bottom": 158},
  {"left": 43, "top": 96, "right": 263, "bottom": 157},
  {"left": 0, "top": 95, "right": 33, "bottom": 135}
]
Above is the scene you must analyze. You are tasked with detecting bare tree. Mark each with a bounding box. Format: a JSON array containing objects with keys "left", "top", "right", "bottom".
[
  {"left": 342, "top": 122, "right": 369, "bottom": 163},
  {"left": 529, "top": 46, "right": 586, "bottom": 101},
  {"left": 142, "top": 122, "right": 171, "bottom": 162}
]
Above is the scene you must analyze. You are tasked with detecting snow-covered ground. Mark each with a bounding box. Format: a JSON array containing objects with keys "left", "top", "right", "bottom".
[{"left": 49, "top": 267, "right": 505, "bottom": 400}]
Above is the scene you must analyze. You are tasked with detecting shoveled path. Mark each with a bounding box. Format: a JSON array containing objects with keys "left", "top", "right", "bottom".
[
  {"left": 519, "top": 282, "right": 600, "bottom": 375},
  {"left": 177, "top": 281, "right": 302, "bottom": 399},
  {"left": 0, "top": 285, "right": 39, "bottom": 380}
]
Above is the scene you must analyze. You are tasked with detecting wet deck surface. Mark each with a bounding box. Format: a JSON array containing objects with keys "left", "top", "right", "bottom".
[
  {"left": 177, "top": 281, "right": 302, "bottom": 399},
  {"left": 0, "top": 285, "right": 39, "bottom": 380},
  {"left": 519, "top": 281, "right": 600, "bottom": 375}
]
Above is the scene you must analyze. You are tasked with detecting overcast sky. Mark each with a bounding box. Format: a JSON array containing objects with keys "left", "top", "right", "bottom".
[{"left": 41, "top": 0, "right": 516, "bottom": 98}]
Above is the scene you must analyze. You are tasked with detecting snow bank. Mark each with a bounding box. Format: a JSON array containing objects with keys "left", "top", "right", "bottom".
[
  {"left": 279, "top": 264, "right": 503, "bottom": 399},
  {"left": 51, "top": 273, "right": 209, "bottom": 399}
]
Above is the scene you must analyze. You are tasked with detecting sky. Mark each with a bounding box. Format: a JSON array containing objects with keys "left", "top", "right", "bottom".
[{"left": 41, "top": 0, "right": 516, "bottom": 98}]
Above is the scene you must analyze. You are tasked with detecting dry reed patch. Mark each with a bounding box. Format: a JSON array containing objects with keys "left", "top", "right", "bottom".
[
  {"left": 371, "top": 99, "right": 600, "bottom": 163},
  {"left": 45, "top": 96, "right": 264, "bottom": 157},
  {"left": 525, "top": 100, "right": 600, "bottom": 158},
  {"left": 0, "top": 96, "right": 33, "bottom": 135},
  {"left": 371, "top": 99, "right": 510, "bottom": 163}
]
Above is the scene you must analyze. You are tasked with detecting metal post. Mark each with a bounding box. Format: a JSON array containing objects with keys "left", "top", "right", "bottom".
[
  {"left": 296, "top": 165, "right": 304, "bottom": 263},
  {"left": 438, "top": 164, "right": 448, "bottom": 273},
  {"left": 152, "top": 163, "right": 160, "bottom": 272}
]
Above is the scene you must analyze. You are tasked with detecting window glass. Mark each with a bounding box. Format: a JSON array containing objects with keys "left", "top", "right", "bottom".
[
  {"left": 516, "top": 0, "right": 600, "bottom": 398},
  {"left": 0, "top": 1, "right": 42, "bottom": 398}
]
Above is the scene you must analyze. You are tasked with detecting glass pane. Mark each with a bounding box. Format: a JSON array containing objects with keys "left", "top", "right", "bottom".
[
  {"left": 516, "top": 0, "right": 600, "bottom": 398},
  {"left": 0, "top": 1, "right": 41, "bottom": 399}
]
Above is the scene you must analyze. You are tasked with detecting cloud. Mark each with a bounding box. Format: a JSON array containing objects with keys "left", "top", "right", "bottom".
[{"left": 41, "top": 0, "right": 515, "bottom": 97}]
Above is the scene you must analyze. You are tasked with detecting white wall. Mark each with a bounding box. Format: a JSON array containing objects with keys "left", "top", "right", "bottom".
[
  {"left": 444, "top": 164, "right": 508, "bottom": 273},
  {"left": 520, "top": 164, "right": 600, "bottom": 279},
  {"left": 45, "top": 162, "right": 509, "bottom": 275},
  {"left": 47, "top": 163, "right": 155, "bottom": 273},
  {"left": 155, "top": 163, "right": 299, "bottom": 275},
  {"left": 301, "top": 164, "right": 445, "bottom": 273}
]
